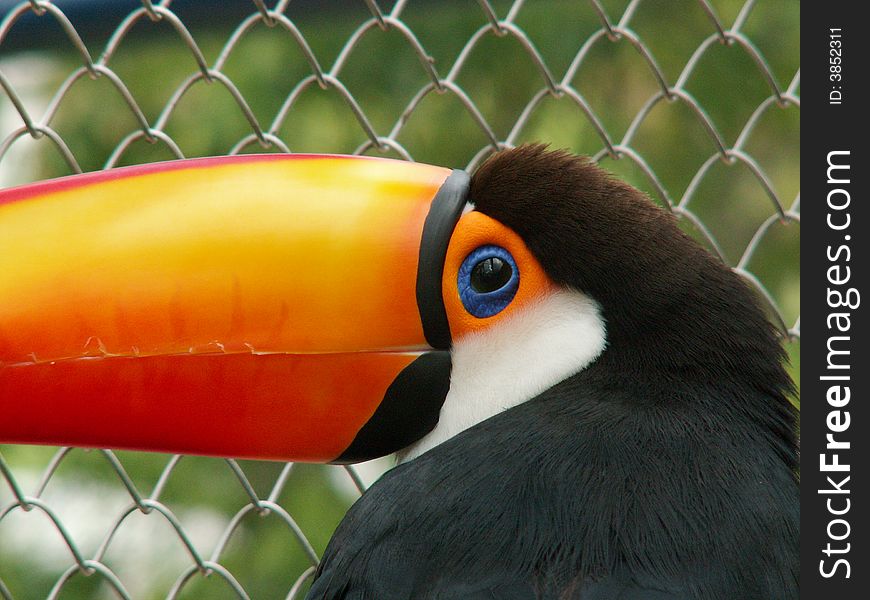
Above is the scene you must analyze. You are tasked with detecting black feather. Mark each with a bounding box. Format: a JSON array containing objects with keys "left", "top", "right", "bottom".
[{"left": 307, "top": 146, "right": 798, "bottom": 599}]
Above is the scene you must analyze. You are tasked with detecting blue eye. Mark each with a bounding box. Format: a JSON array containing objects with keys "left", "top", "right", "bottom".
[{"left": 458, "top": 245, "right": 519, "bottom": 318}]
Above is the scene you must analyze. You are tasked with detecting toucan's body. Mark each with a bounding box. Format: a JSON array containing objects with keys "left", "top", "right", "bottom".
[
  {"left": 0, "top": 147, "right": 797, "bottom": 599},
  {"left": 311, "top": 369, "right": 797, "bottom": 599}
]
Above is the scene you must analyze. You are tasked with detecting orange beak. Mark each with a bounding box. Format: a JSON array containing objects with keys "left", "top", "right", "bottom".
[{"left": 0, "top": 155, "right": 469, "bottom": 462}]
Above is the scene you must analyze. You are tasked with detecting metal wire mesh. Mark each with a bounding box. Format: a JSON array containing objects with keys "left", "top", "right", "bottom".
[{"left": 0, "top": 0, "right": 799, "bottom": 598}]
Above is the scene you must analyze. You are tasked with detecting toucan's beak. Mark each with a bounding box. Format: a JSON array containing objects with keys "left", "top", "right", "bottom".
[{"left": 0, "top": 155, "right": 469, "bottom": 463}]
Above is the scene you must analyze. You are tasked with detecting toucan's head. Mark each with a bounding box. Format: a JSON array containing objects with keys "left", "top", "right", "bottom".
[
  {"left": 0, "top": 146, "right": 793, "bottom": 463},
  {"left": 401, "top": 144, "right": 795, "bottom": 460}
]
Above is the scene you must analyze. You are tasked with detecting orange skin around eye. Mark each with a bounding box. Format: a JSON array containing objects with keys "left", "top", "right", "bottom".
[{"left": 442, "top": 210, "right": 555, "bottom": 341}]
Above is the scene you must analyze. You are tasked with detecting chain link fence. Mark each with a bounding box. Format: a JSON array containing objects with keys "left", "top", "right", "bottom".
[{"left": 0, "top": 1, "right": 799, "bottom": 598}]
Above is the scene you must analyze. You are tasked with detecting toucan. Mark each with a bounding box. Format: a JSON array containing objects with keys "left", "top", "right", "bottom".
[{"left": 0, "top": 146, "right": 798, "bottom": 599}]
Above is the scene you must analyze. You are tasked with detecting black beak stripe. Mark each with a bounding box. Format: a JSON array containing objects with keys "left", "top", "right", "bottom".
[{"left": 415, "top": 169, "right": 470, "bottom": 350}]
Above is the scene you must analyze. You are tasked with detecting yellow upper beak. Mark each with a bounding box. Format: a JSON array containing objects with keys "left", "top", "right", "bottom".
[{"left": 0, "top": 154, "right": 466, "bottom": 462}]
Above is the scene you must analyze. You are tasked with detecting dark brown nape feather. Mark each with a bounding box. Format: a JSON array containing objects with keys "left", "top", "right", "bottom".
[
  {"left": 469, "top": 143, "right": 796, "bottom": 455},
  {"left": 470, "top": 145, "right": 786, "bottom": 375}
]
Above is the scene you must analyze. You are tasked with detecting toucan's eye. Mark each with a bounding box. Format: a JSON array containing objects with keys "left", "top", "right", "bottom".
[
  {"left": 458, "top": 245, "right": 519, "bottom": 318},
  {"left": 471, "top": 257, "right": 511, "bottom": 293}
]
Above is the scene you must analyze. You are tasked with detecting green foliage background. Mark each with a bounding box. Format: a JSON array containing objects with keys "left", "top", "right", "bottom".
[{"left": 0, "top": 1, "right": 798, "bottom": 598}]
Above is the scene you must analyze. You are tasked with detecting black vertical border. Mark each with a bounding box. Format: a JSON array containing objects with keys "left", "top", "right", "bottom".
[{"left": 802, "top": 4, "right": 867, "bottom": 598}]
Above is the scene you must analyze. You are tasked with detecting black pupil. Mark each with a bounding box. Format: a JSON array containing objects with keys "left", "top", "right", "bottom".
[{"left": 470, "top": 257, "right": 512, "bottom": 293}]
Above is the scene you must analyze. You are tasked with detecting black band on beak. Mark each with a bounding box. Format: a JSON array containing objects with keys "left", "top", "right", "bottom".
[
  {"left": 416, "top": 169, "right": 470, "bottom": 350},
  {"left": 332, "top": 351, "right": 452, "bottom": 464}
]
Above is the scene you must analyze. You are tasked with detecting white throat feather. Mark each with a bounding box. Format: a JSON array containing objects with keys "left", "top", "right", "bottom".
[{"left": 398, "top": 288, "right": 606, "bottom": 463}]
